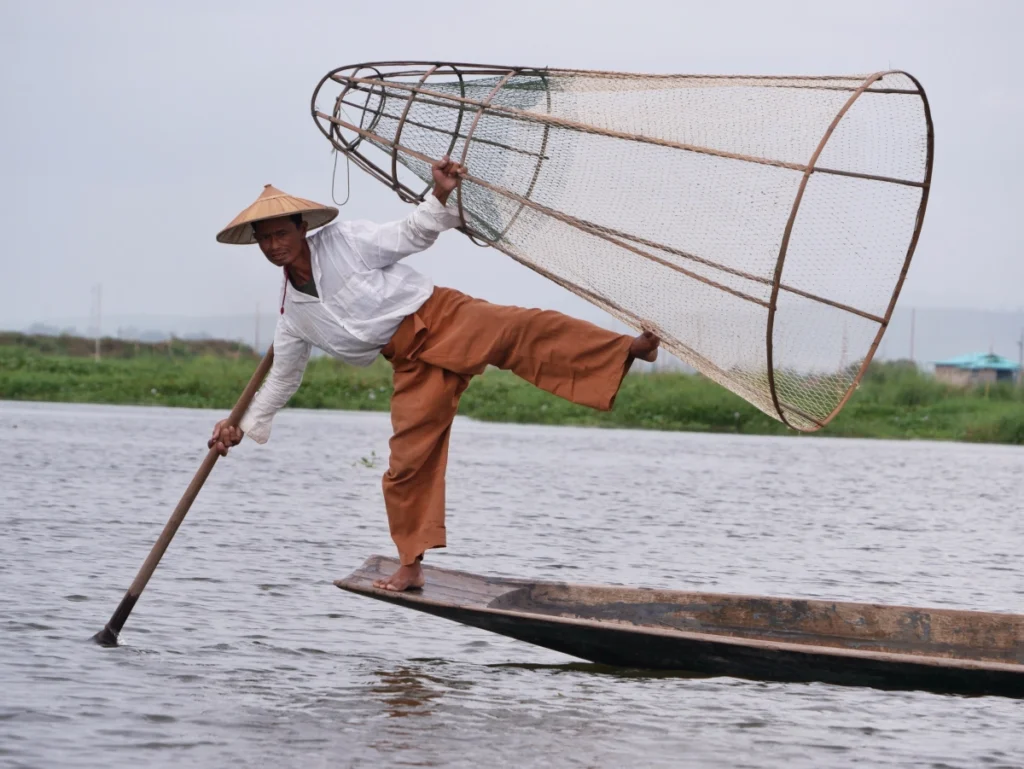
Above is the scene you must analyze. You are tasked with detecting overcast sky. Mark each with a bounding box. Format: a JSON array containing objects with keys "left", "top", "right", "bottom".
[{"left": 1, "top": 0, "right": 1021, "bottom": 331}]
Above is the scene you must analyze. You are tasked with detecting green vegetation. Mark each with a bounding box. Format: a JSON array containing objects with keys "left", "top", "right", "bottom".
[{"left": 1, "top": 333, "right": 1022, "bottom": 444}]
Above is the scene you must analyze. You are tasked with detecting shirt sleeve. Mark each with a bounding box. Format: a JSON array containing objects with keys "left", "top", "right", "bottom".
[
  {"left": 238, "top": 322, "right": 312, "bottom": 444},
  {"left": 344, "top": 194, "right": 462, "bottom": 270}
]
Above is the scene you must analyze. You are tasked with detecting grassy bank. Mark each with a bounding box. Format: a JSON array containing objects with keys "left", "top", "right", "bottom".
[{"left": 1, "top": 333, "right": 1023, "bottom": 443}]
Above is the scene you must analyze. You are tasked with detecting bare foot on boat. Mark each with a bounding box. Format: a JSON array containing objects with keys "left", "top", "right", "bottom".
[
  {"left": 373, "top": 563, "right": 425, "bottom": 592},
  {"left": 629, "top": 330, "right": 660, "bottom": 362}
]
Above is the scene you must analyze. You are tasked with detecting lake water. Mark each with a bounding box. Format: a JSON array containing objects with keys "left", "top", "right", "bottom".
[{"left": 0, "top": 401, "right": 1021, "bottom": 768}]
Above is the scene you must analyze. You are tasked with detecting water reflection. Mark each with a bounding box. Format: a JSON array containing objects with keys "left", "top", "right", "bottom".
[
  {"left": 488, "top": 661, "right": 711, "bottom": 680},
  {"left": 371, "top": 665, "right": 454, "bottom": 719}
]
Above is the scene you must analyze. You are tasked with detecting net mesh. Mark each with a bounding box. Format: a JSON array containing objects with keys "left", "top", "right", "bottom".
[{"left": 312, "top": 63, "right": 933, "bottom": 431}]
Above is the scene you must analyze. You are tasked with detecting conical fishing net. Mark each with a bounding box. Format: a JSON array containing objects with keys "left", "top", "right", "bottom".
[{"left": 311, "top": 62, "right": 933, "bottom": 431}]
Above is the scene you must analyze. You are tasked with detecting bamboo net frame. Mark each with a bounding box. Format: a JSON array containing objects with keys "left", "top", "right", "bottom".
[{"left": 311, "top": 61, "right": 933, "bottom": 431}]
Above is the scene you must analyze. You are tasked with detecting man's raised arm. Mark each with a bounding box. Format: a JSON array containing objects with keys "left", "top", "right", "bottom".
[{"left": 345, "top": 155, "right": 465, "bottom": 270}]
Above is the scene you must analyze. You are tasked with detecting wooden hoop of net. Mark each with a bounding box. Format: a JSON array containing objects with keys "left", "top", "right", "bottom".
[{"left": 311, "top": 62, "right": 933, "bottom": 432}]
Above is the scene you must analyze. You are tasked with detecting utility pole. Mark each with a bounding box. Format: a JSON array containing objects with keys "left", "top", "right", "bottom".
[
  {"left": 90, "top": 284, "right": 103, "bottom": 361},
  {"left": 254, "top": 302, "right": 260, "bottom": 353}
]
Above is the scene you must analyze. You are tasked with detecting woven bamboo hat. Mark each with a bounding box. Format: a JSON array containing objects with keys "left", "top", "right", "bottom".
[{"left": 216, "top": 184, "right": 339, "bottom": 245}]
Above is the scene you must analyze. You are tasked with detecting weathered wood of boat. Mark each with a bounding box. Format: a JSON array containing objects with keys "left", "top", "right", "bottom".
[{"left": 336, "top": 556, "right": 1024, "bottom": 699}]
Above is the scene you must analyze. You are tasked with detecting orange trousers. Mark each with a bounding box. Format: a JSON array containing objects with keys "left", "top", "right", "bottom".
[{"left": 380, "top": 287, "right": 635, "bottom": 565}]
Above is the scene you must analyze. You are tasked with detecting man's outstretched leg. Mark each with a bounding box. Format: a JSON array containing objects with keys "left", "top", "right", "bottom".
[{"left": 415, "top": 288, "right": 660, "bottom": 410}]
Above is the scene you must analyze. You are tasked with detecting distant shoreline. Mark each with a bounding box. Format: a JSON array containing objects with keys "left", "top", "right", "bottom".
[{"left": 1, "top": 333, "right": 1022, "bottom": 444}]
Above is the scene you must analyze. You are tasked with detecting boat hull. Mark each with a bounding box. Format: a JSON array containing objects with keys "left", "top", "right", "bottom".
[{"left": 336, "top": 556, "right": 1024, "bottom": 699}]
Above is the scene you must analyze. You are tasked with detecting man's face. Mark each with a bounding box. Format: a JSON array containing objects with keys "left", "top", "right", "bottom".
[{"left": 252, "top": 216, "right": 308, "bottom": 268}]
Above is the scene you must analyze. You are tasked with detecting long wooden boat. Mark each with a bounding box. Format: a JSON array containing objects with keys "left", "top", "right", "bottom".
[{"left": 336, "top": 555, "right": 1024, "bottom": 698}]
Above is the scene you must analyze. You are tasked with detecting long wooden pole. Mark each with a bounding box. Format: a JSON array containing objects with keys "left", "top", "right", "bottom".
[{"left": 92, "top": 346, "right": 275, "bottom": 647}]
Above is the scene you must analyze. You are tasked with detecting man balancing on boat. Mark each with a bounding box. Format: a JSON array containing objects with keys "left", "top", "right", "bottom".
[{"left": 208, "top": 156, "right": 660, "bottom": 592}]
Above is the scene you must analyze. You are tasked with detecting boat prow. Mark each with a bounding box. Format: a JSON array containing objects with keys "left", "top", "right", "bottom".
[{"left": 336, "top": 555, "right": 1024, "bottom": 699}]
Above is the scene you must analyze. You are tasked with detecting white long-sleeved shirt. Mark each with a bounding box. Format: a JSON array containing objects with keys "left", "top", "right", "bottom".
[{"left": 239, "top": 195, "right": 461, "bottom": 443}]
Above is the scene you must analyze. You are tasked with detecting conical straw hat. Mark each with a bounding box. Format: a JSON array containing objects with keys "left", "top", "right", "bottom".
[{"left": 216, "top": 184, "right": 339, "bottom": 244}]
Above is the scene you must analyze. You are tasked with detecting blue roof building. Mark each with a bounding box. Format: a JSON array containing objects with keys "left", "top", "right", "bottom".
[{"left": 934, "top": 352, "right": 1021, "bottom": 387}]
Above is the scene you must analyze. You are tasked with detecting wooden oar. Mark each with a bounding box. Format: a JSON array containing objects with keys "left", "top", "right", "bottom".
[{"left": 92, "top": 346, "right": 275, "bottom": 647}]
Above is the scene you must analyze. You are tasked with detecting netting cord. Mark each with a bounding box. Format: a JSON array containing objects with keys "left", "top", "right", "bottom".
[
  {"left": 456, "top": 68, "right": 519, "bottom": 247},
  {"left": 392, "top": 64, "right": 440, "bottom": 204},
  {"left": 496, "top": 70, "right": 551, "bottom": 242},
  {"left": 308, "top": 63, "right": 934, "bottom": 432},
  {"left": 812, "top": 69, "right": 935, "bottom": 429},
  {"left": 765, "top": 71, "right": 885, "bottom": 428}
]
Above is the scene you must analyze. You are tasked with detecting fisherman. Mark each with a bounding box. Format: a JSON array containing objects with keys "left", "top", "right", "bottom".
[{"left": 209, "top": 156, "right": 660, "bottom": 591}]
